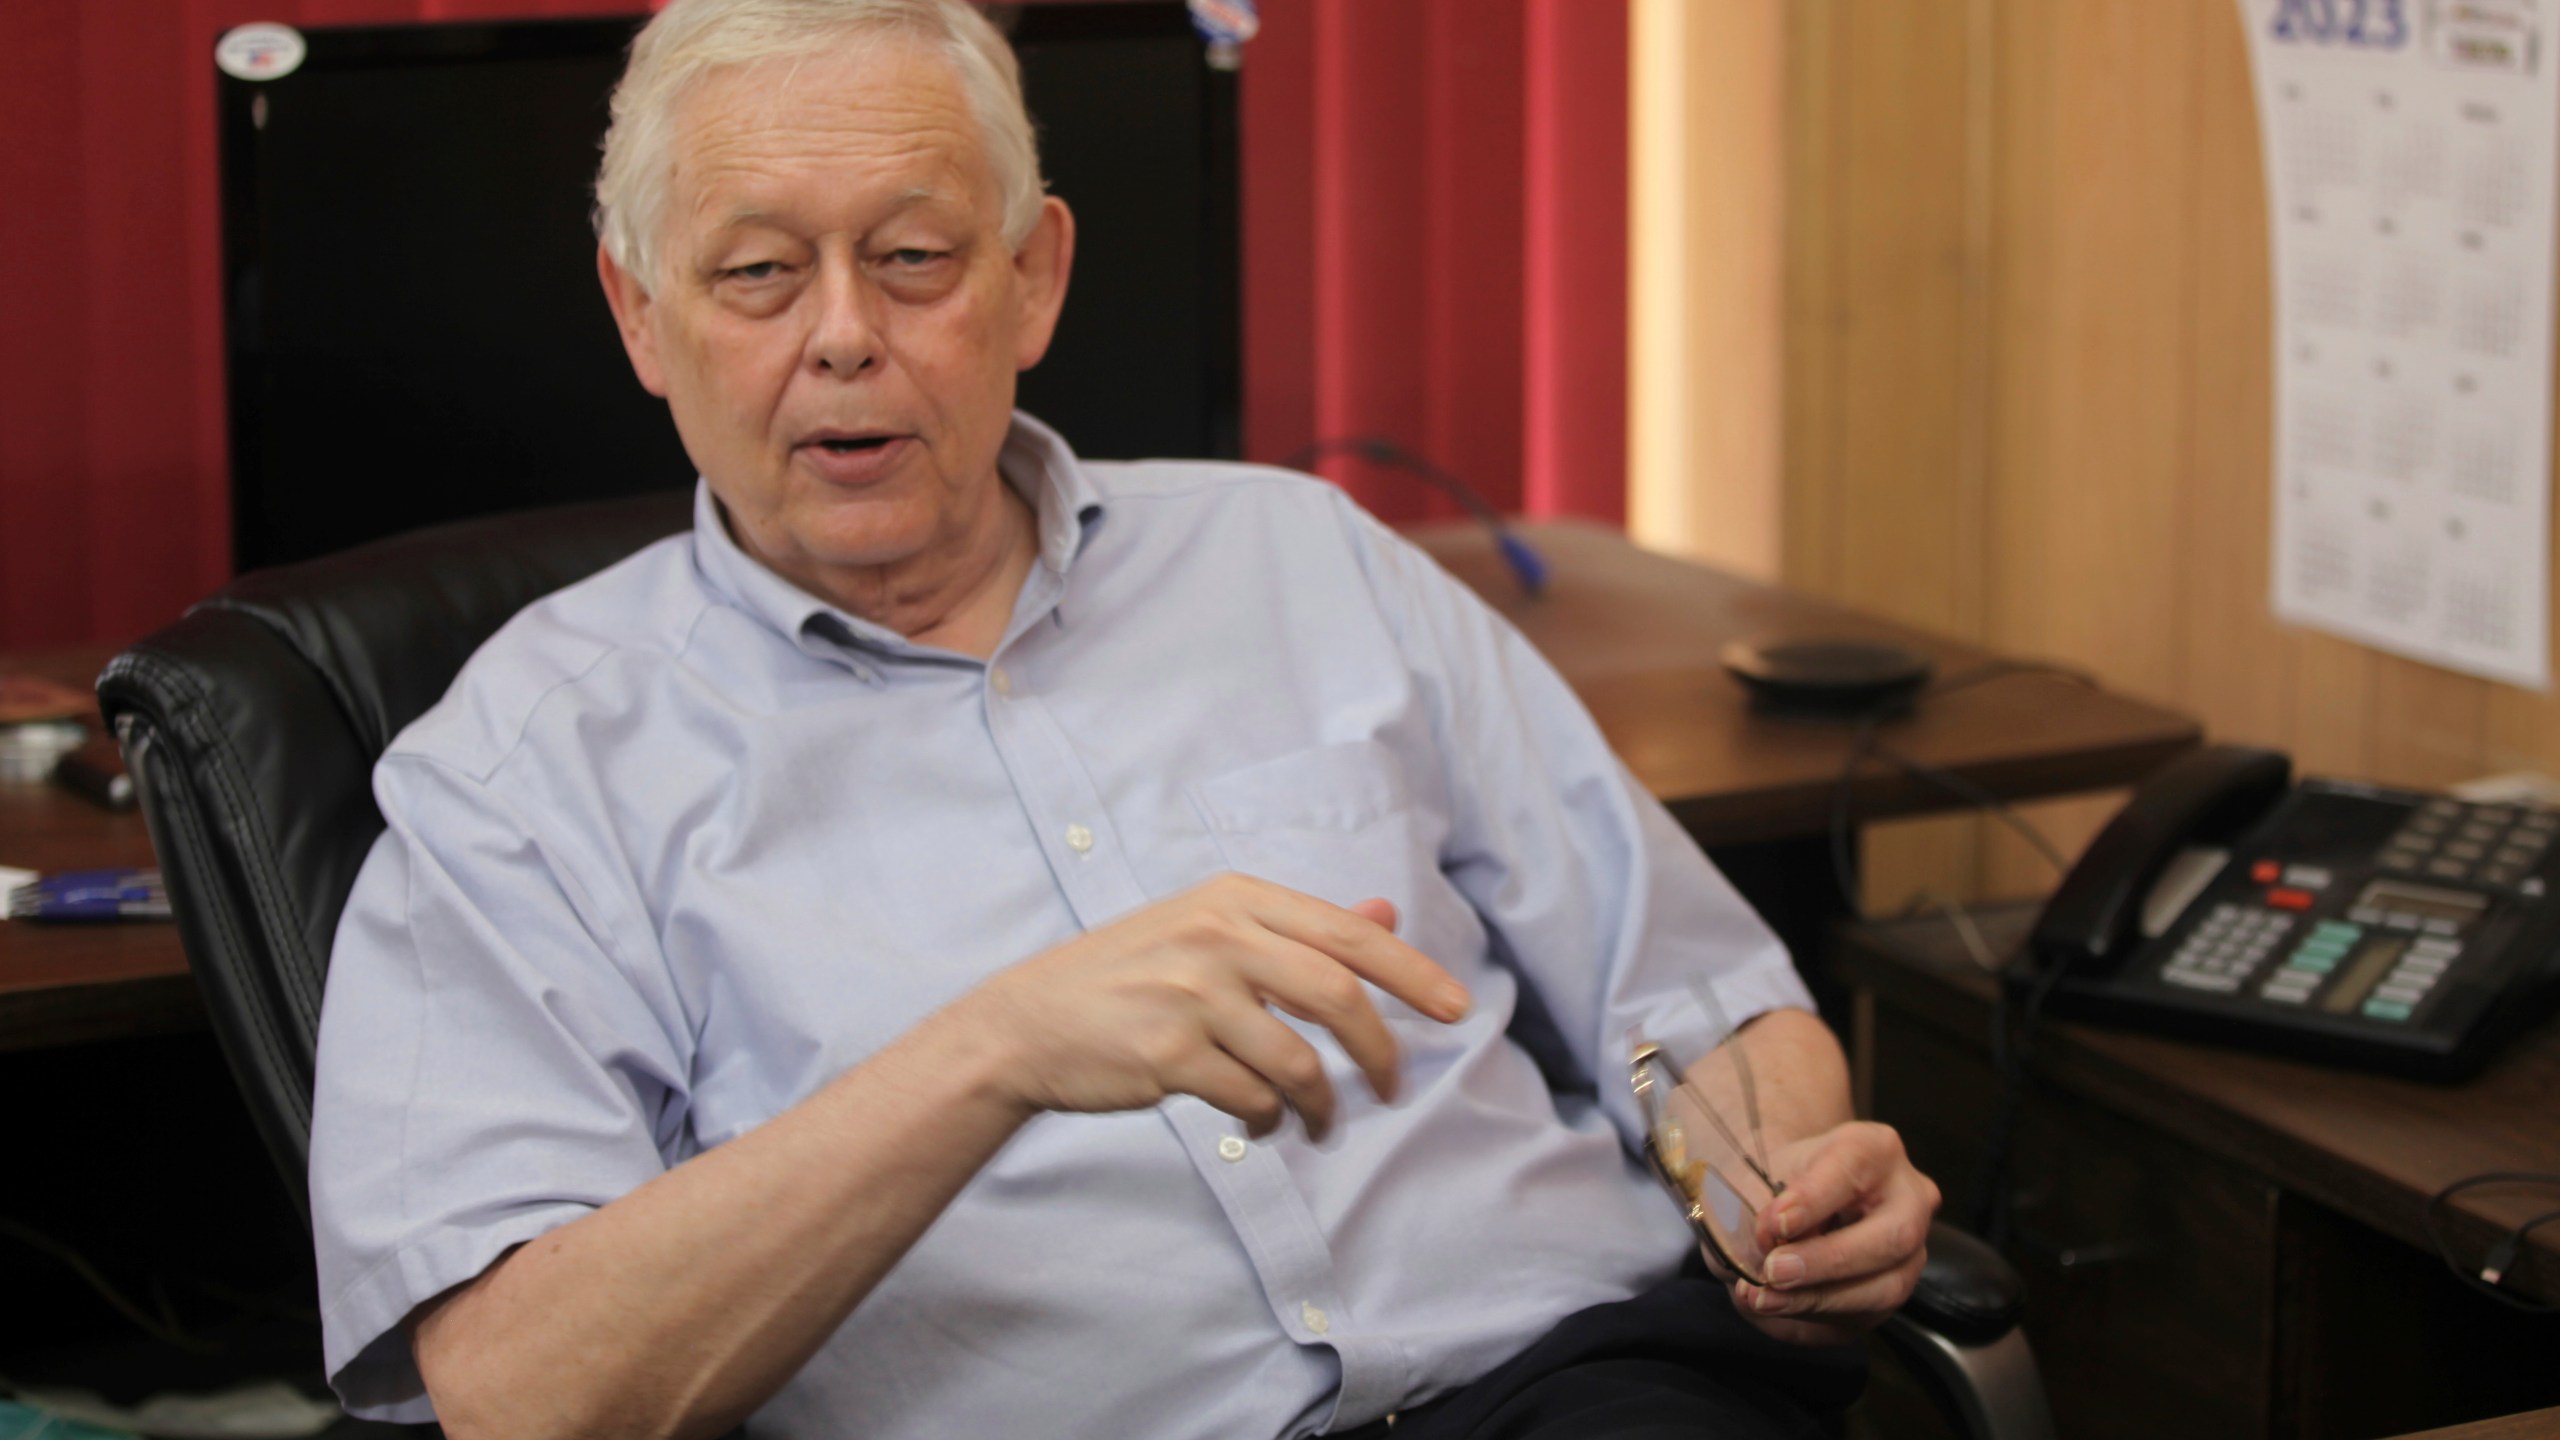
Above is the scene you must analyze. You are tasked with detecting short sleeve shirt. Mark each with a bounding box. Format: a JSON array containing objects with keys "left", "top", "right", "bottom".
[{"left": 308, "top": 413, "right": 1814, "bottom": 1439}]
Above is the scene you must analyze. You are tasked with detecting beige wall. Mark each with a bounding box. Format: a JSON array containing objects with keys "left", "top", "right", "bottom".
[{"left": 1653, "top": 0, "right": 2560, "bottom": 911}]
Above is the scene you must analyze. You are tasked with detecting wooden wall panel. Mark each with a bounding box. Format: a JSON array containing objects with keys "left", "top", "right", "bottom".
[
  {"left": 2370, "top": 657, "right": 2493, "bottom": 790},
  {"left": 1779, "top": 0, "right": 2560, "bottom": 911},
  {"left": 2183, "top": 0, "right": 2292, "bottom": 752},
  {"left": 1782, "top": 0, "right": 1850, "bottom": 592},
  {"left": 2291, "top": 635, "right": 2380, "bottom": 778},
  {"left": 1785, "top": 0, "right": 1988, "bottom": 913},
  {"left": 1989, "top": 2, "right": 2198, "bottom": 701},
  {"left": 1981, "top": 1, "right": 2206, "bottom": 898},
  {"left": 1806, "top": 4, "right": 1981, "bottom": 632}
]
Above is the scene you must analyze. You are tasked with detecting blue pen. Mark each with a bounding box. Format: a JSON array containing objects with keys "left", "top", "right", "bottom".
[
  {"left": 31, "top": 868, "right": 161, "bottom": 898},
  {"left": 14, "top": 894, "right": 171, "bottom": 921},
  {"left": 5, "top": 868, "right": 171, "bottom": 921}
]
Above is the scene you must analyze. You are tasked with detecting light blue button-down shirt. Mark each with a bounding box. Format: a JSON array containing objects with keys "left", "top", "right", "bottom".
[{"left": 309, "top": 414, "right": 1814, "bottom": 1438}]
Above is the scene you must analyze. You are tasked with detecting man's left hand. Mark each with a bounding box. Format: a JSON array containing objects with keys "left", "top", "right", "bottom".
[{"left": 1730, "top": 1120, "right": 1940, "bottom": 1345}]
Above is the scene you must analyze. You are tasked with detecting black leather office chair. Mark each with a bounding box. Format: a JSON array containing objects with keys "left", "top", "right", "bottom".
[
  {"left": 98, "top": 493, "right": 2048, "bottom": 1440},
  {"left": 98, "top": 491, "right": 694, "bottom": 1194}
]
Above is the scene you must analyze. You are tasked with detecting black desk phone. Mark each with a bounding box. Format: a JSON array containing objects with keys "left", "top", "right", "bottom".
[{"left": 2024, "top": 745, "right": 2560, "bottom": 1080}]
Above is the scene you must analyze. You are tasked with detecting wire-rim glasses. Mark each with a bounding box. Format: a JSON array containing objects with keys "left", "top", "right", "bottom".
[{"left": 1627, "top": 984, "right": 1786, "bottom": 1287}]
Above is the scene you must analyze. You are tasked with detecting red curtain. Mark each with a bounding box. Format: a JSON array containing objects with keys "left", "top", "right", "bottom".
[
  {"left": 1241, "top": 0, "right": 1628, "bottom": 526},
  {"left": 0, "top": 0, "right": 1626, "bottom": 650}
]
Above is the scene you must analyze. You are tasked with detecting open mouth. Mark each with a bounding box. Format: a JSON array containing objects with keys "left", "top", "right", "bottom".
[{"left": 798, "top": 431, "right": 911, "bottom": 481}]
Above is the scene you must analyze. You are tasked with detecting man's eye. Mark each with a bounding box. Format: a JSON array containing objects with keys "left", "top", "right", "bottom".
[
  {"left": 723, "top": 261, "right": 784, "bottom": 281},
  {"left": 886, "top": 249, "right": 945, "bottom": 267}
]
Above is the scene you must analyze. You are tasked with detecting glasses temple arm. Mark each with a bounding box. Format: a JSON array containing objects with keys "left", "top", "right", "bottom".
[
  {"left": 1683, "top": 981, "right": 1783, "bottom": 1195},
  {"left": 1676, "top": 1076, "right": 1784, "bottom": 1196}
]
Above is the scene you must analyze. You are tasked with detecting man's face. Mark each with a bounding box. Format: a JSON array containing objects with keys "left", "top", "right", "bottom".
[{"left": 599, "top": 42, "right": 1072, "bottom": 597}]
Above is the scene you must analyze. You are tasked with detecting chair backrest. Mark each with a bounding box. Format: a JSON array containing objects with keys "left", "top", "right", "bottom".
[{"left": 97, "top": 491, "right": 693, "bottom": 1205}]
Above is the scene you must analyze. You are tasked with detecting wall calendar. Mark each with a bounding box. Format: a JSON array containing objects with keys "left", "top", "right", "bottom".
[{"left": 2244, "top": 0, "right": 2558, "bottom": 688}]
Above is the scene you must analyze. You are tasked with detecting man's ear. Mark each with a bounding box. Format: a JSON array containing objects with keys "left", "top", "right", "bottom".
[
  {"left": 1011, "top": 196, "right": 1076, "bottom": 373},
  {"left": 597, "top": 243, "right": 671, "bottom": 398}
]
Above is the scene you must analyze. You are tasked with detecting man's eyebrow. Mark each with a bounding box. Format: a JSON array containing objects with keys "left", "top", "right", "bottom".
[
  {"left": 709, "top": 187, "right": 949, "bottom": 235},
  {"left": 885, "top": 185, "right": 947, "bottom": 214}
]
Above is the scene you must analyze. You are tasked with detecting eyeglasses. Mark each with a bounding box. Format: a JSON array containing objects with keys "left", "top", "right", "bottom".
[{"left": 1627, "top": 983, "right": 1786, "bottom": 1287}]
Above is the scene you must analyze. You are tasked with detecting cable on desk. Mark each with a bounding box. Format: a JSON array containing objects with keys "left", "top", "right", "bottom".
[
  {"left": 1823, "top": 661, "right": 2085, "bottom": 920},
  {"left": 2424, "top": 1172, "right": 2560, "bottom": 1314},
  {"left": 1828, "top": 710, "right": 1886, "bottom": 921},
  {"left": 1815, "top": 660, "right": 2094, "bottom": 1244},
  {"left": 1898, "top": 888, "right": 2003, "bottom": 973},
  {"left": 1281, "top": 436, "right": 1548, "bottom": 597},
  {"left": 1870, "top": 740, "right": 2075, "bottom": 876},
  {"left": 1969, "top": 959, "right": 2072, "bottom": 1246},
  {"left": 1924, "top": 658, "right": 2100, "bottom": 699}
]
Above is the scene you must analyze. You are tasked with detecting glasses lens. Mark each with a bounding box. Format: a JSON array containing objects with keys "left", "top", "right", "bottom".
[
  {"left": 1693, "top": 1165, "right": 1767, "bottom": 1282},
  {"left": 1632, "top": 1038, "right": 1775, "bottom": 1285},
  {"left": 1670, "top": 1079, "right": 1771, "bottom": 1281}
]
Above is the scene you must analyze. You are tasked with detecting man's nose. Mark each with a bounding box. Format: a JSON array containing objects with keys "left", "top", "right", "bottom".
[{"left": 807, "top": 260, "right": 884, "bottom": 377}]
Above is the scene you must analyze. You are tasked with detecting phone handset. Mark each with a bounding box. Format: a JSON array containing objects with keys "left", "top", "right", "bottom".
[{"left": 2028, "top": 746, "right": 2293, "bottom": 978}]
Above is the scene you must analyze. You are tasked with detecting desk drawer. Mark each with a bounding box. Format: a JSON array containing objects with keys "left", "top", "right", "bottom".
[{"left": 1874, "top": 1016, "right": 2283, "bottom": 1440}]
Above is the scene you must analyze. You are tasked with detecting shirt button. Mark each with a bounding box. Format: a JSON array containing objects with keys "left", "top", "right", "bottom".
[
  {"left": 1301, "top": 1302, "right": 1331, "bottom": 1335},
  {"left": 1065, "top": 823, "right": 1095, "bottom": 854},
  {"left": 989, "top": 666, "right": 1012, "bottom": 696},
  {"left": 1216, "top": 1135, "right": 1248, "bottom": 1163}
]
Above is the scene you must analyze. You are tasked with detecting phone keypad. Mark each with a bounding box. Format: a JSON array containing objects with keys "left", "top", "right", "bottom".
[
  {"left": 2258, "top": 918, "right": 2362, "bottom": 1005},
  {"left": 2169, "top": 909, "right": 2464, "bottom": 1024},
  {"left": 2362, "top": 935, "right": 2462, "bottom": 1022},
  {"left": 2164, "top": 903, "right": 2294, "bottom": 992},
  {"left": 2378, "top": 799, "right": 2557, "bottom": 891}
]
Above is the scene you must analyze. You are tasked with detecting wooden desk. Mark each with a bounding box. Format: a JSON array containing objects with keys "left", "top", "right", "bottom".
[
  {"left": 2395, "top": 1408, "right": 2560, "bottom": 1440},
  {"left": 0, "top": 522, "right": 2198, "bottom": 1054},
  {"left": 1412, "top": 520, "right": 2200, "bottom": 847},
  {"left": 1836, "top": 906, "right": 2560, "bottom": 1439},
  {"left": 0, "top": 646, "right": 199, "bottom": 1051}
]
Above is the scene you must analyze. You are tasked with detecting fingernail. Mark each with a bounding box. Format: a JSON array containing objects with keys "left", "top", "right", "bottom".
[
  {"left": 1774, "top": 1205, "right": 1801, "bottom": 1240},
  {"left": 1435, "top": 984, "right": 1470, "bottom": 1020},
  {"left": 1767, "top": 1251, "right": 1805, "bottom": 1287}
]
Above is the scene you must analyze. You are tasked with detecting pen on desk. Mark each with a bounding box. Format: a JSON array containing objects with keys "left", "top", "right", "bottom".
[
  {"left": 24, "top": 867, "right": 163, "bottom": 899},
  {"left": 8, "top": 894, "right": 173, "bottom": 921},
  {"left": 4, "top": 868, "right": 172, "bottom": 921}
]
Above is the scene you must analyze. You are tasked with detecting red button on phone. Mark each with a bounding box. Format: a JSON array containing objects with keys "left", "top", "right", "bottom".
[
  {"left": 2251, "top": 860, "right": 2282, "bottom": 883},
  {"left": 2267, "top": 888, "right": 2314, "bottom": 910}
]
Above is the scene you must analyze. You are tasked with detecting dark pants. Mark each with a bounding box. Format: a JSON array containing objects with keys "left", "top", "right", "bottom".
[{"left": 1331, "top": 1260, "right": 1867, "bottom": 1440}]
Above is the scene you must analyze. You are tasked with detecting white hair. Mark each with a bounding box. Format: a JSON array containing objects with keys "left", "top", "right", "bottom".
[{"left": 593, "top": 0, "right": 1046, "bottom": 292}]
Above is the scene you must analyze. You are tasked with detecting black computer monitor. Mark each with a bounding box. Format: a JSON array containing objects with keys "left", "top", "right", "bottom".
[{"left": 217, "top": 4, "right": 1238, "bottom": 571}]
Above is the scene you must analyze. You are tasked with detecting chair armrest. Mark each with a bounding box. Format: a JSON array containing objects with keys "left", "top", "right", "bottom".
[{"left": 1904, "top": 1222, "right": 2025, "bottom": 1345}]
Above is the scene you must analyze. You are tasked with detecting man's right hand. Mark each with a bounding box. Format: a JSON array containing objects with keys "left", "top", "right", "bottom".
[
  {"left": 410, "top": 875, "right": 1466, "bottom": 1439},
  {"left": 968, "top": 873, "right": 1472, "bottom": 1142}
]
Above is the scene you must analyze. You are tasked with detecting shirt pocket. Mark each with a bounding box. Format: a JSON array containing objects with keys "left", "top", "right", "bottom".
[
  {"left": 1188, "top": 741, "right": 1484, "bottom": 1051},
  {"left": 1186, "top": 739, "right": 1427, "bottom": 915}
]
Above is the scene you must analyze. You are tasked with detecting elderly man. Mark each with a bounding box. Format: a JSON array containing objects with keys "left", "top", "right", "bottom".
[{"left": 308, "top": 1, "right": 1938, "bottom": 1436}]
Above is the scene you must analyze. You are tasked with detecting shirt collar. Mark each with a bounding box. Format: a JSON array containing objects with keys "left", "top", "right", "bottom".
[{"left": 689, "top": 410, "right": 1106, "bottom": 663}]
